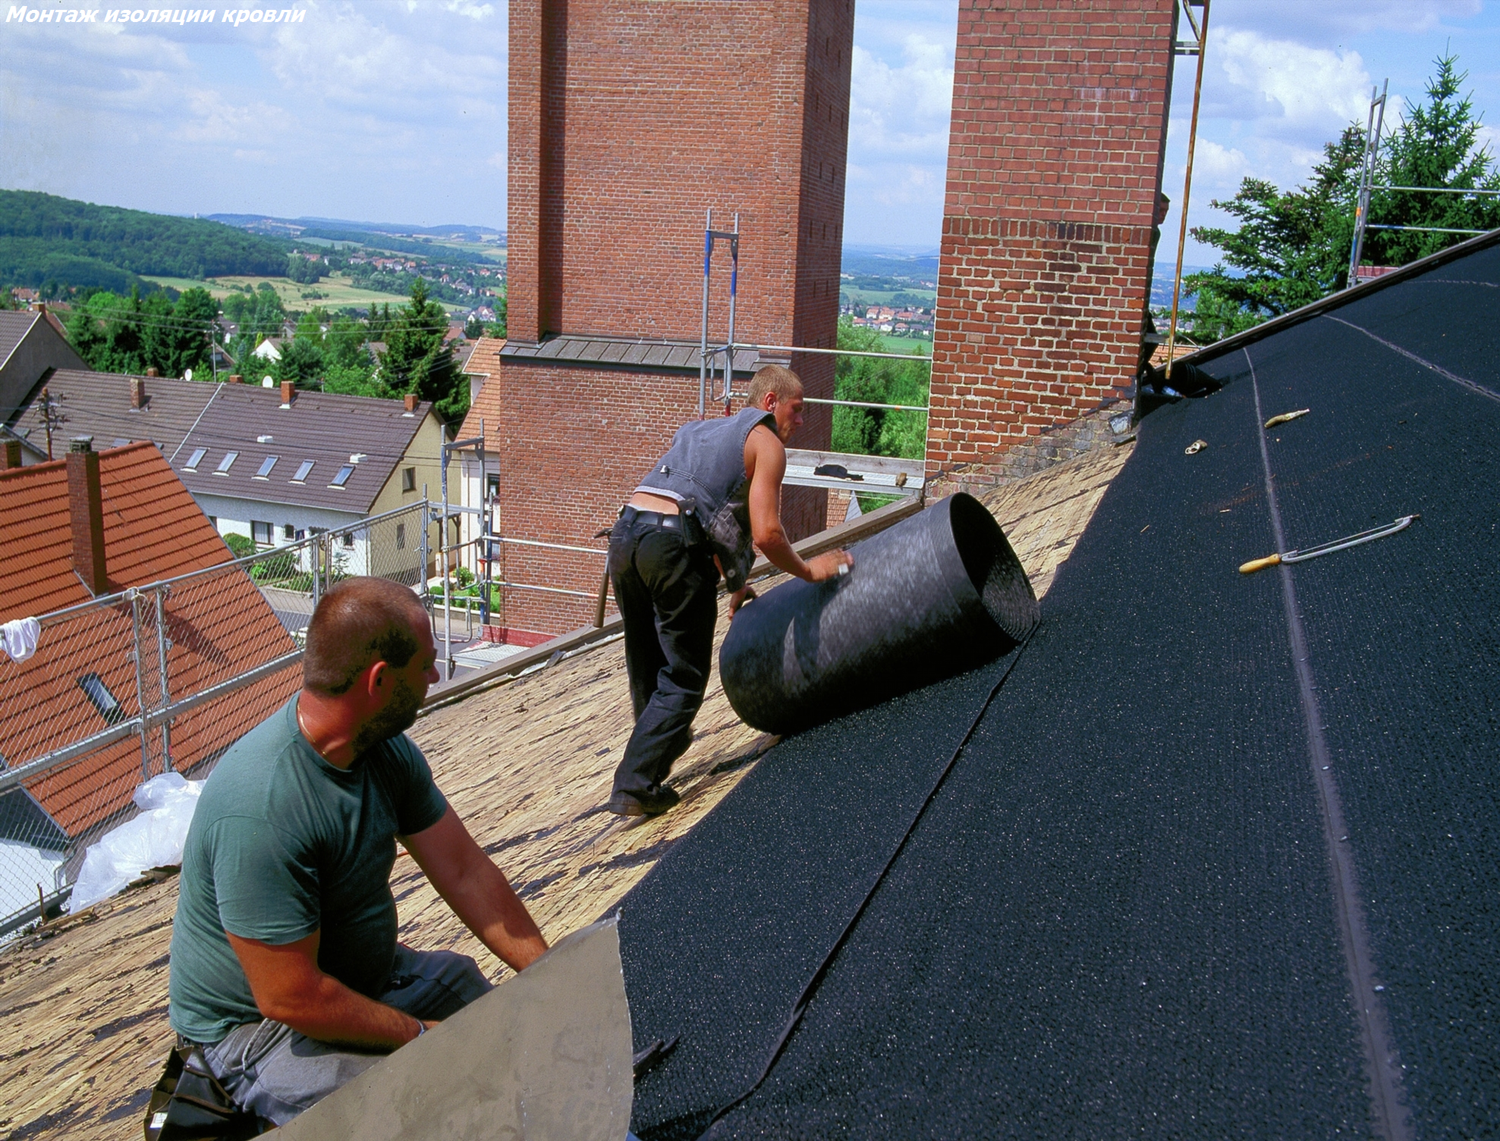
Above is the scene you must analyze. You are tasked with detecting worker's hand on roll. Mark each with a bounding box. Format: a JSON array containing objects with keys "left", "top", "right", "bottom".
[
  {"left": 805, "top": 549, "right": 854, "bottom": 583},
  {"left": 728, "top": 585, "right": 757, "bottom": 618}
]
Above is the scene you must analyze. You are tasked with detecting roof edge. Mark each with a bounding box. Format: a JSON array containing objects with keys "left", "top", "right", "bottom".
[{"left": 1179, "top": 226, "right": 1500, "bottom": 368}]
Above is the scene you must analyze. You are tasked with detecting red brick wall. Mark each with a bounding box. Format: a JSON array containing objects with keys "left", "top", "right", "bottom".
[
  {"left": 489, "top": 362, "right": 837, "bottom": 636},
  {"left": 497, "top": 0, "right": 854, "bottom": 638},
  {"left": 927, "top": 0, "right": 1176, "bottom": 478}
]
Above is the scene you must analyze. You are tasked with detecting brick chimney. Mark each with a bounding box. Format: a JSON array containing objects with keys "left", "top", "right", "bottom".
[
  {"left": 403, "top": 393, "right": 418, "bottom": 414},
  {"left": 2, "top": 439, "right": 21, "bottom": 470},
  {"left": 144, "top": 367, "right": 159, "bottom": 378},
  {"left": 66, "top": 437, "right": 107, "bottom": 595},
  {"left": 228, "top": 374, "right": 243, "bottom": 384},
  {"left": 280, "top": 381, "right": 295, "bottom": 408},
  {"left": 130, "top": 377, "right": 147, "bottom": 410}
]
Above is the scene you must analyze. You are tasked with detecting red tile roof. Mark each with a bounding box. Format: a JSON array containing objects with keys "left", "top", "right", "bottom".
[
  {"left": 0, "top": 444, "right": 298, "bottom": 837},
  {"left": 458, "top": 336, "right": 505, "bottom": 444}
]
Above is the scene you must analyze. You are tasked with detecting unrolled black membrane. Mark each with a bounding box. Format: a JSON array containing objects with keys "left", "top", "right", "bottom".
[{"left": 718, "top": 493, "right": 1039, "bottom": 735}]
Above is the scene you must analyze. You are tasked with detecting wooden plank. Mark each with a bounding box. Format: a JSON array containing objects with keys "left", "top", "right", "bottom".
[{"left": 784, "top": 448, "right": 926, "bottom": 483}]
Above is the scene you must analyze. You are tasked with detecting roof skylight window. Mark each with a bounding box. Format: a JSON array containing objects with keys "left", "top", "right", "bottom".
[
  {"left": 215, "top": 451, "right": 238, "bottom": 475},
  {"left": 255, "top": 456, "right": 278, "bottom": 479},
  {"left": 78, "top": 672, "right": 125, "bottom": 725},
  {"left": 291, "top": 460, "right": 314, "bottom": 483},
  {"left": 183, "top": 448, "right": 207, "bottom": 471},
  {"left": 330, "top": 465, "right": 355, "bottom": 488}
]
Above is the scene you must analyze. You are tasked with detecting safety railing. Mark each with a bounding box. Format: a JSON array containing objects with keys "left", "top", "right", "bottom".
[{"left": 0, "top": 500, "right": 434, "bottom": 937}]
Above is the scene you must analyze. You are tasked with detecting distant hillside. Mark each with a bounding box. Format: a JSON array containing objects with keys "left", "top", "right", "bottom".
[
  {"left": 207, "top": 213, "right": 504, "bottom": 244},
  {"left": 0, "top": 190, "right": 290, "bottom": 291},
  {"left": 297, "top": 228, "right": 490, "bottom": 263}
]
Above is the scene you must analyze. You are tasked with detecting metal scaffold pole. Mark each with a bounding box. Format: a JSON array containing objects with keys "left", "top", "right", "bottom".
[
  {"left": 700, "top": 208, "right": 712, "bottom": 420},
  {"left": 1347, "top": 80, "right": 1389, "bottom": 286},
  {"left": 441, "top": 440, "right": 452, "bottom": 679},
  {"left": 1165, "top": 0, "right": 1210, "bottom": 384}
]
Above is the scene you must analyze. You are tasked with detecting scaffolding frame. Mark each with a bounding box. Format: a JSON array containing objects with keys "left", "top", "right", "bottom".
[
  {"left": 699, "top": 208, "right": 740, "bottom": 418},
  {"left": 1347, "top": 81, "right": 1390, "bottom": 285}
]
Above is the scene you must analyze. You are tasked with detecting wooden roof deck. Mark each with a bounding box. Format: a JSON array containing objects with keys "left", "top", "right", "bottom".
[{"left": 0, "top": 440, "right": 1132, "bottom": 1140}]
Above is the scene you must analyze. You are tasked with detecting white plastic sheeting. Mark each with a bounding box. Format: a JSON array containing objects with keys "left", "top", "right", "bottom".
[{"left": 67, "top": 772, "right": 204, "bottom": 913}]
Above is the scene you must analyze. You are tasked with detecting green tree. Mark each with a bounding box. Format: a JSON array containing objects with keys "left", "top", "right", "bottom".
[
  {"left": 829, "top": 318, "right": 929, "bottom": 460},
  {"left": 1364, "top": 53, "right": 1500, "bottom": 264},
  {"left": 1184, "top": 52, "right": 1498, "bottom": 340},
  {"left": 463, "top": 312, "right": 484, "bottom": 340},
  {"left": 1182, "top": 127, "right": 1363, "bottom": 341},
  {"left": 146, "top": 286, "right": 217, "bottom": 378},
  {"left": 485, "top": 292, "right": 507, "bottom": 339},
  {"left": 274, "top": 337, "right": 325, "bottom": 387},
  {"left": 380, "top": 280, "right": 465, "bottom": 420}
]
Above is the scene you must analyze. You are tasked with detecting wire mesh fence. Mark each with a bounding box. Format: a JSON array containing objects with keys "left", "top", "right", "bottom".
[{"left": 0, "top": 501, "right": 434, "bottom": 936}]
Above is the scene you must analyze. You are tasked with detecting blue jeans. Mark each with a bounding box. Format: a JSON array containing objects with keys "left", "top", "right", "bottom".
[
  {"left": 608, "top": 514, "right": 720, "bottom": 797},
  {"left": 200, "top": 945, "right": 492, "bottom": 1126}
]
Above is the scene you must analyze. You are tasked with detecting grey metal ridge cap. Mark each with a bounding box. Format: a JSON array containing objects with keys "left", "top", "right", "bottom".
[{"left": 1178, "top": 225, "right": 1500, "bottom": 368}]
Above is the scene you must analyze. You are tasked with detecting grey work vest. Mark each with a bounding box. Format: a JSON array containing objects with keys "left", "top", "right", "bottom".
[{"left": 635, "top": 406, "right": 777, "bottom": 591}]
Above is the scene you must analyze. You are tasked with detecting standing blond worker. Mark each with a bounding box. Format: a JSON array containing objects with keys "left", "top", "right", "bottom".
[
  {"left": 606, "top": 365, "right": 853, "bottom": 817},
  {"left": 168, "top": 578, "right": 548, "bottom": 1126}
]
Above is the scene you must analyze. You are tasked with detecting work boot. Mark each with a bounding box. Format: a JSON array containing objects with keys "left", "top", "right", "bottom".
[{"left": 608, "top": 785, "right": 680, "bottom": 817}]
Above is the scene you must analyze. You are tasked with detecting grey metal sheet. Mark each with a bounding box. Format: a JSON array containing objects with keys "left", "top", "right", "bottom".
[{"left": 271, "top": 917, "right": 634, "bottom": 1141}]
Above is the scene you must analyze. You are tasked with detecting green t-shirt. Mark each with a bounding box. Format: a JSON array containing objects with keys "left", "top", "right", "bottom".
[{"left": 168, "top": 695, "right": 448, "bottom": 1044}]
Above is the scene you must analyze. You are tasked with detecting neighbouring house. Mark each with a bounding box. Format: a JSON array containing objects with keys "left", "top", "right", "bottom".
[
  {"left": 250, "top": 337, "right": 284, "bottom": 365},
  {"left": 0, "top": 440, "right": 296, "bottom": 926},
  {"left": 7, "top": 372, "right": 444, "bottom": 578},
  {"left": 452, "top": 337, "right": 521, "bottom": 635},
  {"left": 0, "top": 307, "right": 87, "bottom": 450},
  {"left": 173, "top": 381, "right": 443, "bottom": 582},
  {"left": 7, "top": 369, "right": 221, "bottom": 466}
]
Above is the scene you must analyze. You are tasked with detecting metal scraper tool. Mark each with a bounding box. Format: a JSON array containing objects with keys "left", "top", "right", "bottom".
[{"left": 1239, "top": 514, "right": 1419, "bottom": 574}]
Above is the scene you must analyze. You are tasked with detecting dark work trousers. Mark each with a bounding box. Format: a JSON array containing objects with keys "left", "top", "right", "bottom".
[{"left": 609, "top": 514, "right": 720, "bottom": 797}]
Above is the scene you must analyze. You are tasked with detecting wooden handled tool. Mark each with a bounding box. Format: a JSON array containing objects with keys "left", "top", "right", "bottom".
[
  {"left": 1238, "top": 553, "right": 1282, "bottom": 574},
  {"left": 1239, "top": 514, "right": 1418, "bottom": 575}
]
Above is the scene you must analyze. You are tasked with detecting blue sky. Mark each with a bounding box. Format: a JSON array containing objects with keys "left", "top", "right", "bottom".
[{"left": 2, "top": 1, "right": 1497, "bottom": 266}]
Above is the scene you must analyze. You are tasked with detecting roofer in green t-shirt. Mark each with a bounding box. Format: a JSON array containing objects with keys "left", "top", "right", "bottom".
[{"left": 167, "top": 577, "right": 548, "bottom": 1127}]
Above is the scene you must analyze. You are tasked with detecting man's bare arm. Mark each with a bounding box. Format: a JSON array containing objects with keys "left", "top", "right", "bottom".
[
  {"left": 744, "top": 426, "right": 852, "bottom": 585},
  {"left": 227, "top": 929, "right": 428, "bottom": 1048},
  {"left": 402, "top": 806, "right": 548, "bottom": 973}
]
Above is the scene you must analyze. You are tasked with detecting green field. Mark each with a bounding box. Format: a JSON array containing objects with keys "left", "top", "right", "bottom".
[
  {"left": 876, "top": 334, "right": 933, "bottom": 355},
  {"left": 142, "top": 272, "right": 467, "bottom": 314},
  {"left": 842, "top": 287, "right": 937, "bottom": 306}
]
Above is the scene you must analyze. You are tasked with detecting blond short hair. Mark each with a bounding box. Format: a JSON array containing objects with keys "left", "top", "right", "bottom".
[{"left": 747, "top": 364, "right": 802, "bottom": 409}]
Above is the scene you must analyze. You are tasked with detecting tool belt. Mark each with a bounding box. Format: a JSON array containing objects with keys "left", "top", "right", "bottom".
[{"left": 143, "top": 1045, "right": 268, "bottom": 1140}]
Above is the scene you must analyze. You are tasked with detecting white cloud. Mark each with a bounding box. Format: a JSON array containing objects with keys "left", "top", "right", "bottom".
[
  {"left": 1213, "top": 29, "right": 1371, "bottom": 134},
  {"left": 848, "top": 37, "right": 955, "bottom": 160},
  {"left": 1210, "top": 0, "right": 1480, "bottom": 38}
]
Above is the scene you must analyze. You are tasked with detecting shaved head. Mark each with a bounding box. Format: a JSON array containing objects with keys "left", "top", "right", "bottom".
[{"left": 303, "top": 577, "right": 429, "bottom": 696}]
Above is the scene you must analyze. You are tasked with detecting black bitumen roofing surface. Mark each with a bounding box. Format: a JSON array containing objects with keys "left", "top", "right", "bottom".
[{"left": 617, "top": 233, "right": 1500, "bottom": 1139}]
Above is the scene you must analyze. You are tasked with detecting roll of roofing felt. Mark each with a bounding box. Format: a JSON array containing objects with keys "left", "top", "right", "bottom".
[{"left": 720, "top": 493, "right": 1039, "bottom": 735}]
